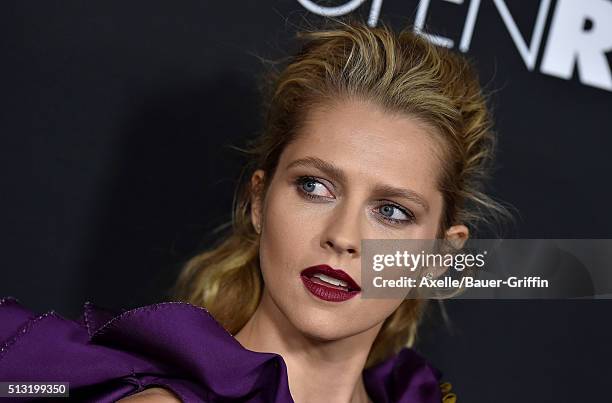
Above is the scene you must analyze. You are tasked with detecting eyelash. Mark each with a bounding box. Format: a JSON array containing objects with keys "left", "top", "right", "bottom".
[{"left": 294, "top": 176, "right": 416, "bottom": 225}]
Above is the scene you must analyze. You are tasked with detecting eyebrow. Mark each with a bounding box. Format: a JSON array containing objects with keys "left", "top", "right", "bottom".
[{"left": 285, "top": 156, "right": 430, "bottom": 212}]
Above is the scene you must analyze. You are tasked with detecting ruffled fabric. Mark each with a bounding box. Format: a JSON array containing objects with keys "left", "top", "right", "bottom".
[{"left": 0, "top": 296, "right": 444, "bottom": 402}]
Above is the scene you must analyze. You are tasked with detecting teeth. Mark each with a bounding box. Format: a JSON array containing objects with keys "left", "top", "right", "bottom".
[{"left": 313, "top": 273, "right": 349, "bottom": 288}]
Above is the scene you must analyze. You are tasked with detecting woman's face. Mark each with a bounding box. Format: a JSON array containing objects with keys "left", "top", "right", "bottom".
[{"left": 251, "top": 98, "right": 467, "bottom": 342}]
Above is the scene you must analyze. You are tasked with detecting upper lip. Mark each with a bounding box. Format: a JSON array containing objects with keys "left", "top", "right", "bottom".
[{"left": 300, "top": 264, "right": 361, "bottom": 291}]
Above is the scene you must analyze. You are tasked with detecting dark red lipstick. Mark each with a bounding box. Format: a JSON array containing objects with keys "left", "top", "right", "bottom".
[{"left": 300, "top": 264, "right": 361, "bottom": 302}]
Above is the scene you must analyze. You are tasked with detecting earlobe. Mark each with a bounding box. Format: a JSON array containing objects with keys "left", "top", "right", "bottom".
[{"left": 250, "top": 170, "right": 265, "bottom": 234}]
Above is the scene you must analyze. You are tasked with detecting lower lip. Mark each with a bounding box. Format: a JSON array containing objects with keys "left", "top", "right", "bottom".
[{"left": 300, "top": 275, "right": 360, "bottom": 302}]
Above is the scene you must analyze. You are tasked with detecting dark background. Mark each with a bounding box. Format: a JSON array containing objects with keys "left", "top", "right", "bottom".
[{"left": 1, "top": 1, "right": 611, "bottom": 402}]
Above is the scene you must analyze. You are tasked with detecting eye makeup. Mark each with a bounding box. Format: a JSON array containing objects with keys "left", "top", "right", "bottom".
[{"left": 292, "top": 175, "right": 417, "bottom": 226}]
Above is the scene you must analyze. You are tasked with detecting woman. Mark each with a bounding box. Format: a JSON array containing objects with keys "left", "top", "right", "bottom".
[{"left": 0, "top": 20, "right": 508, "bottom": 402}]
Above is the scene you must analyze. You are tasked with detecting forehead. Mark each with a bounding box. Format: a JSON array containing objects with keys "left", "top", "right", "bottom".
[{"left": 279, "top": 99, "right": 443, "bottom": 193}]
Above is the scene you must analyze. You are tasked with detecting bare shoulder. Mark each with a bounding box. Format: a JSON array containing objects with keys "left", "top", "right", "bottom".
[{"left": 116, "top": 386, "right": 182, "bottom": 403}]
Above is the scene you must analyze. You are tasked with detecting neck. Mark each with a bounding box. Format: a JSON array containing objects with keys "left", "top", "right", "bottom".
[{"left": 234, "top": 290, "right": 380, "bottom": 403}]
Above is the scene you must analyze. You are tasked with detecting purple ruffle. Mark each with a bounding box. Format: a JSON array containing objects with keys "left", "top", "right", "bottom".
[{"left": 0, "top": 296, "right": 442, "bottom": 402}]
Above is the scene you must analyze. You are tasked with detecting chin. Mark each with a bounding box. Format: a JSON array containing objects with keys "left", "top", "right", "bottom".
[{"left": 283, "top": 305, "right": 374, "bottom": 342}]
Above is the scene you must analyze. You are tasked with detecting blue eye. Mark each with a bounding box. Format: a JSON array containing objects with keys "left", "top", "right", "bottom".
[
  {"left": 294, "top": 176, "right": 415, "bottom": 225},
  {"left": 296, "top": 176, "right": 334, "bottom": 199},
  {"left": 377, "top": 204, "right": 415, "bottom": 225},
  {"left": 380, "top": 205, "right": 396, "bottom": 217},
  {"left": 302, "top": 180, "right": 316, "bottom": 193}
]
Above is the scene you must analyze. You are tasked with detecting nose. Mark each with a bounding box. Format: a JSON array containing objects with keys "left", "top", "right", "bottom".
[{"left": 320, "top": 200, "right": 361, "bottom": 257}]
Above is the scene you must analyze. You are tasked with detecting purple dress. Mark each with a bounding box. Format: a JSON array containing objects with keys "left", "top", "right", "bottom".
[{"left": 0, "top": 296, "right": 447, "bottom": 402}]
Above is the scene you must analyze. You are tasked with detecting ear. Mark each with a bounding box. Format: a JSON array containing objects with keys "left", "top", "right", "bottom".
[
  {"left": 426, "top": 224, "right": 470, "bottom": 281},
  {"left": 250, "top": 169, "right": 265, "bottom": 234},
  {"left": 444, "top": 224, "right": 470, "bottom": 249}
]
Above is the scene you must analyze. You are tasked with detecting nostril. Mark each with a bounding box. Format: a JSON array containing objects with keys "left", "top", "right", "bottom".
[{"left": 324, "top": 239, "right": 358, "bottom": 255}]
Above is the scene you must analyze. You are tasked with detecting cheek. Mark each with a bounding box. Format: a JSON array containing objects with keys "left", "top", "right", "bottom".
[
  {"left": 260, "top": 185, "right": 319, "bottom": 260},
  {"left": 257, "top": 186, "right": 310, "bottom": 293},
  {"left": 413, "top": 222, "right": 442, "bottom": 239}
]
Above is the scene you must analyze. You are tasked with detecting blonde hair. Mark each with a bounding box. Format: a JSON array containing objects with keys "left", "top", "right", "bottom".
[{"left": 172, "top": 19, "right": 511, "bottom": 368}]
